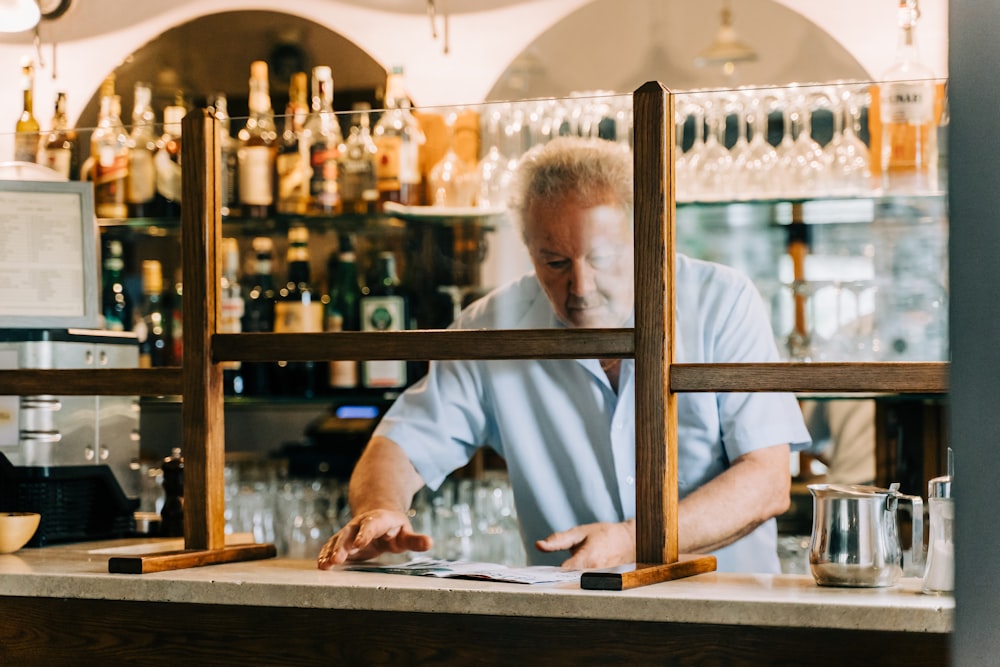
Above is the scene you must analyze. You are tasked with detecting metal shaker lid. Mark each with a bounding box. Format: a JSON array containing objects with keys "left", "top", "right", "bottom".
[{"left": 928, "top": 475, "right": 952, "bottom": 499}]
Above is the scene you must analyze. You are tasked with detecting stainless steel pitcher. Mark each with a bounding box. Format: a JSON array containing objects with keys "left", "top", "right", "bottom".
[{"left": 808, "top": 483, "right": 923, "bottom": 587}]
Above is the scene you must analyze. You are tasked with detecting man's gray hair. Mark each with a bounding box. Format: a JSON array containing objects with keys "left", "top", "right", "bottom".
[{"left": 508, "top": 136, "right": 633, "bottom": 236}]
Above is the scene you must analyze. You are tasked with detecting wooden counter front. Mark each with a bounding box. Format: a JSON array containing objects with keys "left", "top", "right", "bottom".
[{"left": 0, "top": 539, "right": 952, "bottom": 666}]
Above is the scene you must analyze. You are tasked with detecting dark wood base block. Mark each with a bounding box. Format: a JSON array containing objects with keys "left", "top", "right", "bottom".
[
  {"left": 107, "top": 543, "right": 277, "bottom": 574},
  {"left": 581, "top": 555, "right": 718, "bottom": 590}
]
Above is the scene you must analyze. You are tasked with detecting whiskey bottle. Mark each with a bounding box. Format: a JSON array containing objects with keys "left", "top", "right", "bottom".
[
  {"left": 135, "top": 259, "right": 171, "bottom": 368},
  {"left": 39, "top": 91, "right": 79, "bottom": 180},
  {"left": 155, "top": 104, "right": 185, "bottom": 218},
  {"left": 361, "top": 251, "right": 409, "bottom": 389},
  {"left": 89, "top": 75, "right": 130, "bottom": 219},
  {"left": 877, "top": 0, "right": 938, "bottom": 193},
  {"left": 326, "top": 235, "right": 362, "bottom": 390},
  {"left": 373, "top": 66, "right": 425, "bottom": 207},
  {"left": 238, "top": 60, "right": 278, "bottom": 219},
  {"left": 276, "top": 71, "right": 310, "bottom": 215},
  {"left": 220, "top": 237, "right": 245, "bottom": 396},
  {"left": 14, "top": 56, "right": 39, "bottom": 163},
  {"left": 338, "top": 102, "right": 378, "bottom": 215},
  {"left": 126, "top": 82, "right": 159, "bottom": 218},
  {"left": 241, "top": 236, "right": 277, "bottom": 396},
  {"left": 274, "top": 225, "right": 325, "bottom": 396},
  {"left": 101, "top": 239, "right": 132, "bottom": 332},
  {"left": 304, "top": 65, "right": 344, "bottom": 215},
  {"left": 208, "top": 92, "right": 238, "bottom": 217}
]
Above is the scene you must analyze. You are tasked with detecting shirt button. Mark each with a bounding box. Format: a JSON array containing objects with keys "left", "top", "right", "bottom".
[{"left": 625, "top": 476, "right": 635, "bottom": 486}]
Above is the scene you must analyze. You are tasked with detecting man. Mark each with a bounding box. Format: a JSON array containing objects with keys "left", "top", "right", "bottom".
[{"left": 318, "top": 136, "right": 810, "bottom": 573}]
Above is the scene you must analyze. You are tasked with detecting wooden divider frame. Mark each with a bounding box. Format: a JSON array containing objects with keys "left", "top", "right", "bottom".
[
  {"left": 107, "top": 110, "right": 276, "bottom": 573},
  {"left": 83, "top": 82, "right": 946, "bottom": 578}
]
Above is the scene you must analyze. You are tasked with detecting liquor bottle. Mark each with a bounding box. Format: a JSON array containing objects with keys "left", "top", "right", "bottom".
[
  {"left": 273, "top": 225, "right": 325, "bottom": 396},
  {"left": 220, "top": 237, "right": 245, "bottom": 396},
  {"left": 155, "top": 104, "right": 185, "bottom": 218},
  {"left": 101, "top": 239, "right": 132, "bottom": 332},
  {"left": 126, "top": 82, "right": 159, "bottom": 218},
  {"left": 39, "top": 91, "right": 79, "bottom": 180},
  {"left": 14, "top": 56, "right": 39, "bottom": 163},
  {"left": 89, "top": 75, "right": 130, "bottom": 219},
  {"left": 276, "top": 71, "right": 310, "bottom": 215},
  {"left": 304, "top": 65, "right": 344, "bottom": 215},
  {"left": 208, "top": 92, "right": 239, "bottom": 217},
  {"left": 326, "top": 234, "right": 362, "bottom": 390},
  {"left": 241, "top": 236, "right": 277, "bottom": 395},
  {"left": 373, "top": 66, "right": 425, "bottom": 207},
  {"left": 876, "top": 0, "right": 938, "bottom": 193},
  {"left": 238, "top": 60, "right": 278, "bottom": 219},
  {"left": 338, "top": 102, "right": 378, "bottom": 215},
  {"left": 168, "top": 267, "right": 184, "bottom": 366},
  {"left": 135, "top": 259, "right": 171, "bottom": 368},
  {"left": 361, "top": 251, "right": 409, "bottom": 389}
]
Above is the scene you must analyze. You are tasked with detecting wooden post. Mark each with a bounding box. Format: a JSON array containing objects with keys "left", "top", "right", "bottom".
[
  {"left": 581, "top": 82, "right": 716, "bottom": 590},
  {"left": 108, "top": 110, "right": 275, "bottom": 573}
]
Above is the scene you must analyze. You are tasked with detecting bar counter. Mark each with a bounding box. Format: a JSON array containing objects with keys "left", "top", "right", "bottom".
[{"left": 0, "top": 537, "right": 951, "bottom": 665}]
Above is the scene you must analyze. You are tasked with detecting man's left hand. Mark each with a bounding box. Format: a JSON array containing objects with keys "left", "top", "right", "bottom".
[{"left": 535, "top": 519, "right": 636, "bottom": 569}]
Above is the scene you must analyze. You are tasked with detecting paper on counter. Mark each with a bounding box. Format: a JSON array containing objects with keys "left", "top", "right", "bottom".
[{"left": 344, "top": 557, "right": 582, "bottom": 585}]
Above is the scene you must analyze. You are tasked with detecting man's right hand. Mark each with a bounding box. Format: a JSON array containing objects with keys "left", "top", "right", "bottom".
[{"left": 316, "top": 509, "right": 433, "bottom": 570}]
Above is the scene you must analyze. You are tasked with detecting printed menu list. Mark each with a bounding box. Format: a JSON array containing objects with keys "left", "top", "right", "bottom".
[{"left": 0, "top": 191, "right": 87, "bottom": 318}]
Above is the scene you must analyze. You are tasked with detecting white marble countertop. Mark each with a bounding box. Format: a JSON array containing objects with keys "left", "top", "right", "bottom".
[{"left": 0, "top": 538, "right": 953, "bottom": 634}]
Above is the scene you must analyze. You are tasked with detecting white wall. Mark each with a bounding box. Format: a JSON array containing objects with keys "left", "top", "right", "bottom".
[{"left": 0, "top": 0, "right": 948, "bottom": 137}]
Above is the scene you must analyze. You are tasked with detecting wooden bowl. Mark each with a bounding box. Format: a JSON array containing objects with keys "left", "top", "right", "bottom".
[{"left": 0, "top": 512, "right": 41, "bottom": 553}]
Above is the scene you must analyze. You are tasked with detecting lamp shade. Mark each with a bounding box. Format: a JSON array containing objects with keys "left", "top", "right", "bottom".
[
  {"left": 0, "top": 0, "right": 41, "bottom": 33},
  {"left": 694, "top": 2, "right": 758, "bottom": 67}
]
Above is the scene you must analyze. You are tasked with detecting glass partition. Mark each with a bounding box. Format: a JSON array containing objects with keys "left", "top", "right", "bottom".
[{"left": 0, "top": 80, "right": 949, "bottom": 371}]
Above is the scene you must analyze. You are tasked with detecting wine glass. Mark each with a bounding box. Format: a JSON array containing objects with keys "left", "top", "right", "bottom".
[
  {"left": 476, "top": 105, "right": 516, "bottom": 209},
  {"left": 694, "top": 91, "right": 734, "bottom": 201},
  {"left": 428, "top": 109, "right": 479, "bottom": 207},
  {"left": 734, "top": 89, "right": 779, "bottom": 199},
  {"left": 825, "top": 82, "right": 872, "bottom": 196}
]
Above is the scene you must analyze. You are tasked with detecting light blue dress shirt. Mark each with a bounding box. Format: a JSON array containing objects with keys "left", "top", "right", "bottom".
[{"left": 375, "top": 254, "right": 811, "bottom": 572}]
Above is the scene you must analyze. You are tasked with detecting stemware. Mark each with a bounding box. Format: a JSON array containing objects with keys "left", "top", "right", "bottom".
[{"left": 734, "top": 89, "right": 779, "bottom": 199}]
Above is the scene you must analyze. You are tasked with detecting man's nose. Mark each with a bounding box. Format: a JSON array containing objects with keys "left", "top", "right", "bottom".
[{"left": 569, "top": 260, "right": 597, "bottom": 296}]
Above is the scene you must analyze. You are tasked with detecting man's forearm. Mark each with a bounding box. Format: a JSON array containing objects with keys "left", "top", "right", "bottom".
[
  {"left": 348, "top": 435, "right": 427, "bottom": 516},
  {"left": 676, "top": 444, "right": 791, "bottom": 554}
]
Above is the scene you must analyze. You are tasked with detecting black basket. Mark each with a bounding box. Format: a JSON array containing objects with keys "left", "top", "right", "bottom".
[{"left": 0, "top": 452, "right": 138, "bottom": 547}]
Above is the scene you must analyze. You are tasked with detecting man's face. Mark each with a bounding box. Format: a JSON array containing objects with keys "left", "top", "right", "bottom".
[{"left": 523, "top": 195, "right": 634, "bottom": 328}]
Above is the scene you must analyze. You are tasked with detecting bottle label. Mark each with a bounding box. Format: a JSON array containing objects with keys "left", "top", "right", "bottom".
[
  {"left": 41, "top": 147, "right": 72, "bottom": 179},
  {"left": 276, "top": 149, "right": 308, "bottom": 208},
  {"left": 128, "top": 148, "right": 157, "bottom": 204},
  {"left": 156, "top": 150, "right": 183, "bottom": 203},
  {"left": 399, "top": 141, "right": 420, "bottom": 185},
  {"left": 14, "top": 133, "right": 39, "bottom": 163},
  {"left": 309, "top": 143, "right": 341, "bottom": 206},
  {"left": 94, "top": 154, "right": 128, "bottom": 218},
  {"left": 325, "top": 314, "right": 358, "bottom": 388},
  {"left": 220, "top": 294, "right": 244, "bottom": 370},
  {"left": 375, "top": 135, "right": 402, "bottom": 191},
  {"left": 361, "top": 294, "right": 406, "bottom": 388},
  {"left": 239, "top": 146, "right": 275, "bottom": 206},
  {"left": 881, "top": 81, "right": 934, "bottom": 125},
  {"left": 274, "top": 300, "right": 324, "bottom": 333}
]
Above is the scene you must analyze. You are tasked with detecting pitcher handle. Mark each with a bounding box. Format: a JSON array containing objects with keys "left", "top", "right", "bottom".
[{"left": 897, "top": 493, "right": 924, "bottom": 576}]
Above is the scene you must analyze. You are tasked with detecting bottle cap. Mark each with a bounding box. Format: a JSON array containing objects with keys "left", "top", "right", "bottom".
[
  {"left": 313, "top": 65, "right": 332, "bottom": 82},
  {"left": 250, "top": 60, "right": 268, "bottom": 81}
]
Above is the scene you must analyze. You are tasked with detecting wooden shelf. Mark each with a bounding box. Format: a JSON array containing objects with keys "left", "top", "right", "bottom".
[{"left": 0, "top": 368, "right": 182, "bottom": 396}]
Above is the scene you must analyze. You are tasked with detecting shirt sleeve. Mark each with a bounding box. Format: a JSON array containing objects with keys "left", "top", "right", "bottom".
[
  {"left": 373, "top": 358, "right": 491, "bottom": 491},
  {"left": 711, "top": 275, "right": 812, "bottom": 458}
]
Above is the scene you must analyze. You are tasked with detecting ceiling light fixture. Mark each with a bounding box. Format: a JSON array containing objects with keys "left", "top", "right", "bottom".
[
  {"left": 0, "top": 0, "right": 41, "bottom": 33},
  {"left": 694, "top": 0, "right": 758, "bottom": 77}
]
